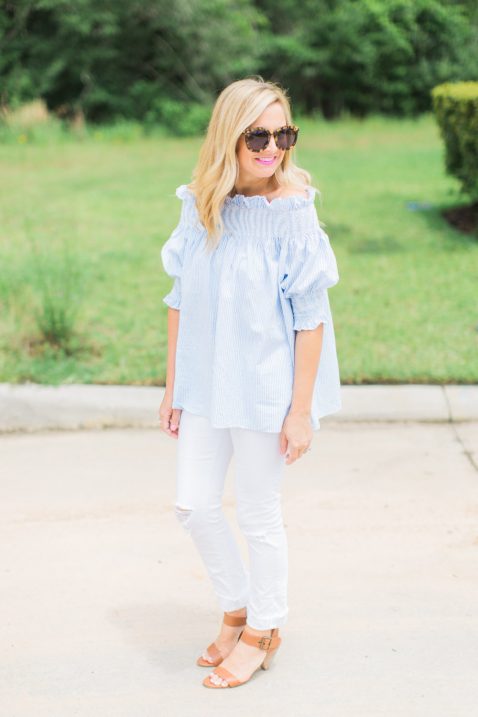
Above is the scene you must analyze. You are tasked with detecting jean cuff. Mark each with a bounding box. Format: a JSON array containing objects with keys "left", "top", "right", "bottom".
[{"left": 245, "top": 607, "right": 289, "bottom": 630}]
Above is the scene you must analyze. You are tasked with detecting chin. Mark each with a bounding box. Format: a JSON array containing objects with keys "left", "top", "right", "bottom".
[{"left": 252, "top": 164, "right": 276, "bottom": 175}]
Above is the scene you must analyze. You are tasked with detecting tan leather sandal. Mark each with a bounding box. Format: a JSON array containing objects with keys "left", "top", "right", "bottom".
[
  {"left": 196, "top": 612, "right": 247, "bottom": 667},
  {"left": 202, "top": 627, "right": 281, "bottom": 688}
]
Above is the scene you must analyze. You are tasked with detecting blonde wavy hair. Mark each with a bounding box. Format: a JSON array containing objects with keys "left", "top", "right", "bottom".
[{"left": 188, "top": 76, "right": 318, "bottom": 250}]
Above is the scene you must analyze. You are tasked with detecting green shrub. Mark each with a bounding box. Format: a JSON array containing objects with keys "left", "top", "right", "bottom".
[
  {"left": 259, "top": 0, "right": 478, "bottom": 117},
  {"left": 144, "top": 98, "right": 212, "bottom": 137},
  {"left": 0, "top": 0, "right": 261, "bottom": 127},
  {"left": 87, "top": 120, "right": 146, "bottom": 143},
  {"left": 431, "top": 81, "right": 478, "bottom": 200},
  {"left": 20, "top": 239, "right": 88, "bottom": 352},
  {"left": 1, "top": 0, "right": 476, "bottom": 125}
]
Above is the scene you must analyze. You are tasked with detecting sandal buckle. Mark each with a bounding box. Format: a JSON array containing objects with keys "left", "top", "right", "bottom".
[{"left": 258, "top": 636, "right": 272, "bottom": 650}]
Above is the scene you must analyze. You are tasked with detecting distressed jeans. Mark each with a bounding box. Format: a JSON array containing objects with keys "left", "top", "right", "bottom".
[{"left": 174, "top": 409, "right": 288, "bottom": 630}]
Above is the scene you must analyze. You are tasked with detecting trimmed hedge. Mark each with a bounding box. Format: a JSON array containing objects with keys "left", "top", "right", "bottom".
[{"left": 431, "top": 81, "right": 478, "bottom": 200}]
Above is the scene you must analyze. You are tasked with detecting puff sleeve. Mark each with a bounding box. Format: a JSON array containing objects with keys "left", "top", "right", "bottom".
[
  {"left": 160, "top": 186, "right": 193, "bottom": 310},
  {"left": 280, "top": 203, "right": 339, "bottom": 331}
]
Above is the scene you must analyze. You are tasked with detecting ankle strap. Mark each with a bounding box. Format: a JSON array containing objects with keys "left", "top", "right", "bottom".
[
  {"left": 240, "top": 628, "right": 281, "bottom": 651},
  {"left": 223, "top": 612, "right": 247, "bottom": 627}
]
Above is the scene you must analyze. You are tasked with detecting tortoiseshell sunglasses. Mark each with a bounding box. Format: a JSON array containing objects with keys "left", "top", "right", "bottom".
[{"left": 241, "top": 124, "right": 299, "bottom": 152}]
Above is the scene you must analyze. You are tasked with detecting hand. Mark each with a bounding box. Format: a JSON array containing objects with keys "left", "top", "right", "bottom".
[
  {"left": 159, "top": 394, "right": 182, "bottom": 439},
  {"left": 279, "top": 410, "right": 313, "bottom": 465}
]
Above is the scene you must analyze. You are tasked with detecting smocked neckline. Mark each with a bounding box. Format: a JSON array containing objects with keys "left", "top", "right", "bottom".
[
  {"left": 176, "top": 183, "right": 316, "bottom": 211},
  {"left": 224, "top": 185, "right": 316, "bottom": 210}
]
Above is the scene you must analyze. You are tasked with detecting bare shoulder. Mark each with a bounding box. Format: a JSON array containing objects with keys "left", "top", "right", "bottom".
[{"left": 275, "top": 186, "right": 309, "bottom": 200}]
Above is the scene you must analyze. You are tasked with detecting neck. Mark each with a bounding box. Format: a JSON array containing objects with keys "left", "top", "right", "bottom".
[{"left": 233, "top": 175, "right": 279, "bottom": 197}]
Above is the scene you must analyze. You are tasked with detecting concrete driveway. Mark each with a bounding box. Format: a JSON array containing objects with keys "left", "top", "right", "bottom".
[{"left": 1, "top": 403, "right": 478, "bottom": 716}]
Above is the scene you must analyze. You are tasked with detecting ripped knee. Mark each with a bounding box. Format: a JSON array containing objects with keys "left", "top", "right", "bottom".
[{"left": 175, "top": 504, "right": 193, "bottom": 533}]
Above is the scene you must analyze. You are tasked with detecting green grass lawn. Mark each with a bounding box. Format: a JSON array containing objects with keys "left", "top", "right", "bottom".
[{"left": 0, "top": 113, "right": 477, "bottom": 385}]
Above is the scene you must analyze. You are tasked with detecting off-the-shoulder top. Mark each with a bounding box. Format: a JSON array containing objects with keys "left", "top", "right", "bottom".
[{"left": 160, "top": 184, "right": 342, "bottom": 432}]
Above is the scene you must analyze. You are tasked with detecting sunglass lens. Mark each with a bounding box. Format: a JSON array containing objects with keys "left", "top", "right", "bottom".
[
  {"left": 276, "top": 127, "right": 298, "bottom": 150},
  {"left": 247, "top": 130, "right": 269, "bottom": 152}
]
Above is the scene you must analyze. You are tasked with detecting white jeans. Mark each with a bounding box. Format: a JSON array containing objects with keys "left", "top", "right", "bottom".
[{"left": 174, "top": 409, "right": 288, "bottom": 630}]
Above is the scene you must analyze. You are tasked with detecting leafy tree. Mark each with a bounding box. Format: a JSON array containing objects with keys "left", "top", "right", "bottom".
[
  {"left": 257, "top": 0, "right": 478, "bottom": 117},
  {"left": 1, "top": 0, "right": 476, "bottom": 123},
  {"left": 0, "top": 0, "right": 264, "bottom": 120}
]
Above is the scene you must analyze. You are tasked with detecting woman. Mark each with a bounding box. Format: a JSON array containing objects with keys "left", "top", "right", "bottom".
[{"left": 159, "top": 77, "right": 341, "bottom": 689}]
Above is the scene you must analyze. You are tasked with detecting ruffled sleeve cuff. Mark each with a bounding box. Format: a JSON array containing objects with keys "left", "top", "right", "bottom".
[
  {"left": 280, "top": 203, "right": 339, "bottom": 331},
  {"left": 160, "top": 185, "right": 196, "bottom": 310},
  {"left": 289, "top": 287, "right": 330, "bottom": 331},
  {"left": 162, "top": 277, "right": 181, "bottom": 310}
]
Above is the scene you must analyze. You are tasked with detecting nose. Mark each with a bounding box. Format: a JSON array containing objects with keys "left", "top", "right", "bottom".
[{"left": 267, "top": 134, "right": 278, "bottom": 153}]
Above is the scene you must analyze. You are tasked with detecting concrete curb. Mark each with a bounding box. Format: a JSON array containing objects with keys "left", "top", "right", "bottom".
[{"left": 0, "top": 382, "right": 477, "bottom": 433}]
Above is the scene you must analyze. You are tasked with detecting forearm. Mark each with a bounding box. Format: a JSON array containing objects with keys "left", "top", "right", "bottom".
[
  {"left": 289, "top": 323, "right": 324, "bottom": 415},
  {"left": 165, "top": 307, "right": 180, "bottom": 397}
]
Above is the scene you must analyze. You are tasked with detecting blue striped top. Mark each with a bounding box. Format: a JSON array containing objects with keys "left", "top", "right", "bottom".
[{"left": 161, "top": 184, "right": 342, "bottom": 432}]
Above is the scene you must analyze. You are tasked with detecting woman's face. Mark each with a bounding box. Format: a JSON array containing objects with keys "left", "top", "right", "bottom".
[{"left": 236, "top": 101, "right": 287, "bottom": 183}]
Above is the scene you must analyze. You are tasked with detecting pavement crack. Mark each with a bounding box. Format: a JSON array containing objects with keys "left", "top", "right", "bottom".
[
  {"left": 450, "top": 424, "right": 478, "bottom": 474},
  {"left": 442, "top": 386, "right": 478, "bottom": 475}
]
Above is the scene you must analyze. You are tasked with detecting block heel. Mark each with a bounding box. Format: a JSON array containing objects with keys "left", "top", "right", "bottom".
[{"left": 202, "top": 627, "right": 281, "bottom": 688}]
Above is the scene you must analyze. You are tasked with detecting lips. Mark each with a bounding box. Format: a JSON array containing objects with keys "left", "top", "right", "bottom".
[{"left": 255, "top": 157, "right": 276, "bottom": 166}]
